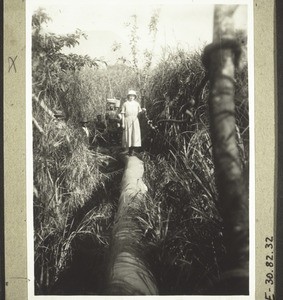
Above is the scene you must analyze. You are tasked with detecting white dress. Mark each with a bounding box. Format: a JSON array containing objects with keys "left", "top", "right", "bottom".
[{"left": 121, "top": 100, "right": 142, "bottom": 148}]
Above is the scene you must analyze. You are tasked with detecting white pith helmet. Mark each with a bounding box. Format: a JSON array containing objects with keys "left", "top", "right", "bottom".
[{"left": 127, "top": 90, "right": 137, "bottom": 98}]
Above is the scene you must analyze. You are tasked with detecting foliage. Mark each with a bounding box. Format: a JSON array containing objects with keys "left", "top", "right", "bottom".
[
  {"left": 32, "top": 9, "right": 114, "bottom": 293},
  {"left": 33, "top": 118, "right": 113, "bottom": 291},
  {"left": 137, "top": 129, "right": 225, "bottom": 293},
  {"left": 32, "top": 8, "right": 100, "bottom": 117},
  {"left": 135, "top": 40, "right": 249, "bottom": 293},
  {"left": 61, "top": 63, "right": 139, "bottom": 124},
  {"left": 143, "top": 45, "right": 248, "bottom": 159},
  {"left": 142, "top": 48, "right": 209, "bottom": 155}
]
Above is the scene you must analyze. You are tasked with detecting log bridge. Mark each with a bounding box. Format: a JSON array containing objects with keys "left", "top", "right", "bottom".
[{"left": 107, "top": 155, "right": 158, "bottom": 295}]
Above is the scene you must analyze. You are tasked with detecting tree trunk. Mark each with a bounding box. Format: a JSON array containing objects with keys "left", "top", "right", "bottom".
[
  {"left": 107, "top": 156, "right": 158, "bottom": 295},
  {"left": 203, "top": 5, "right": 249, "bottom": 294}
]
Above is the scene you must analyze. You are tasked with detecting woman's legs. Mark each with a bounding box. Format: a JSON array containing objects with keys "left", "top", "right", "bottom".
[
  {"left": 128, "top": 147, "right": 134, "bottom": 155},
  {"left": 129, "top": 147, "right": 141, "bottom": 156}
]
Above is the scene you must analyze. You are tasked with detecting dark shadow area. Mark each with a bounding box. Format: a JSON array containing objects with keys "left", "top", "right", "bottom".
[{"left": 50, "top": 236, "right": 109, "bottom": 295}]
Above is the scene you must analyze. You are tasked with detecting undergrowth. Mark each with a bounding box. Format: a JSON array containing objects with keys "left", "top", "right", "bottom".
[
  {"left": 137, "top": 129, "right": 226, "bottom": 294},
  {"left": 33, "top": 115, "right": 118, "bottom": 293}
]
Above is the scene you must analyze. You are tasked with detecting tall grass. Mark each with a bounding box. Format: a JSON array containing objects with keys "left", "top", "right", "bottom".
[
  {"left": 59, "top": 63, "right": 140, "bottom": 125},
  {"left": 33, "top": 111, "right": 116, "bottom": 292},
  {"left": 137, "top": 128, "right": 225, "bottom": 294},
  {"left": 142, "top": 48, "right": 210, "bottom": 155},
  {"left": 134, "top": 43, "right": 249, "bottom": 294},
  {"left": 32, "top": 10, "right": 129, "bottom": 293}
]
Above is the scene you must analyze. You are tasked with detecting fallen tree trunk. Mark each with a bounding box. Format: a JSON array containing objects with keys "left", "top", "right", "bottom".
[{"left": 107, "top": 156, "right": 158, "bottom": 295}]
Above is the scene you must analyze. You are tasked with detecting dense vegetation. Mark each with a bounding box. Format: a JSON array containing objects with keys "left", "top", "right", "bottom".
[{"left": 32, "top": 8, "right": 248, "bottom": 294}]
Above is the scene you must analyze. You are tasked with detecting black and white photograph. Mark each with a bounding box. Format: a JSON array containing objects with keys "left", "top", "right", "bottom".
[{"left": 27, "top": 0, "right": 253, "bottom": 297}]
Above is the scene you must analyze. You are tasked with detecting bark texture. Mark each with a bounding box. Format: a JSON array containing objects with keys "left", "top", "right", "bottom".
[
  {"left": 107, "top": 156, "right": 158, "bottom": 295},
  {"left": 204, "top": 4, "right": 249, "bottom": 294}
]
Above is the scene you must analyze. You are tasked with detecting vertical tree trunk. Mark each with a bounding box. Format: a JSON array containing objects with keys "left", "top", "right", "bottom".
[
  {"left": 107, "top": 156, "right": 158, "bottom": 295},
  {"left": 203, "top": 5, "right": 249, "bottom": 294}
]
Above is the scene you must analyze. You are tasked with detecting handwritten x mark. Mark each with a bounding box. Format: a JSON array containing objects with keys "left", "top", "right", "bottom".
[{"left": 8, "top": 56, "right": 18, "bottom": 73}]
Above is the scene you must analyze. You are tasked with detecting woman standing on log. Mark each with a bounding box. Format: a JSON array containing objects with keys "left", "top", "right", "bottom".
[{"left": 121, "top": 90, "right": 146, "bottom": 156}]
